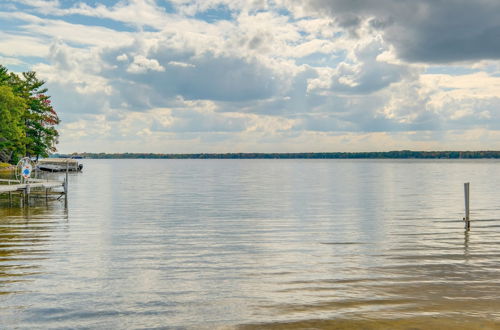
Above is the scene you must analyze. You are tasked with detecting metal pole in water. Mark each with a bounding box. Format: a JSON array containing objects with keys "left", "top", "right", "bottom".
[
  {"left": 464, "top": 182, "right": 470, "bottom": 230},
  {"left": 64, "top": 160, "right": 69, "bottom": 208}
]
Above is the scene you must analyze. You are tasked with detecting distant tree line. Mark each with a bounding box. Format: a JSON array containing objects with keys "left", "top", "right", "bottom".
[
  {"left": 60, "top": 150, "right": 500, "bottom": 159},
  {"left": 0, "top": 65, "right": 59, "bottom": 164}
]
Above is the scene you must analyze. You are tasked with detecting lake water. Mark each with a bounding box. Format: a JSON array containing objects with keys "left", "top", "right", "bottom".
[{"left": 1, "top": 159, "right": 500, "bottom": 329}]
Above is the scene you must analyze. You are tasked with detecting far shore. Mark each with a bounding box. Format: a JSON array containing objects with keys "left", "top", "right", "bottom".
[{"left": 55, "top": 150, "right": 500, "bottom": 159}]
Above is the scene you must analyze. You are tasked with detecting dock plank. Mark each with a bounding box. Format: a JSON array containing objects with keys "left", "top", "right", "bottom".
[{"left": 0, "top": 181, "right": 64, "bottom": 193}]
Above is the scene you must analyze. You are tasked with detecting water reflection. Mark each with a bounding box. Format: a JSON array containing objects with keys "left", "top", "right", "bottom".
[
  {"left": 0, "top": 200, "right": 67, "bottom": 298},
  {"left": 464, "top": 229, "right": 470, "bottom": 257}
]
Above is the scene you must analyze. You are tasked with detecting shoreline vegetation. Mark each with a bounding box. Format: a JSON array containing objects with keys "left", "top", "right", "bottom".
[
  {"left": 58, "top": 150, "right": 500, "bottom": 159},
  {"left": 0, "top": 162, "right": 14, "bottom": 172},
  {"left": 0, "top": 65, "right": 60, "bottom": 165}
]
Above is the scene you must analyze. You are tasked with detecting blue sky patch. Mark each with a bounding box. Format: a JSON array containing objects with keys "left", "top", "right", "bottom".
[
  {"left": 194, "top": 4, "right": 233, "bottom": 23},
  {"left": 48, "top": 14, "right": 137, "bottom": 32},
  {"left": 425, "top": 66, "right": 479, "bottom": 76}
]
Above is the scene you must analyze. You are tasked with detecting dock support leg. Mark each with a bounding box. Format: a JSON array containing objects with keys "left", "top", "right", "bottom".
[
  {"left": 26, "top": 184, "right": 30, "bottom": 203},
  {"left": 64, "top": 179, "right": 68, "bottom": 208},
  {"left": 464, "top": 182, "right": 470, "bottom": 231}
]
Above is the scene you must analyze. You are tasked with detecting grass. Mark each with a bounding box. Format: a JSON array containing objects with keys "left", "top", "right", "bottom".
[{"left": 0, "top": 162, "right": 14, "bottom": 172}]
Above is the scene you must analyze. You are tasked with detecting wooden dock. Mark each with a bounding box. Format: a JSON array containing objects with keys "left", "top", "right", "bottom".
[
  {"left": 0, "top": 178, "right": 67, "bottom": 205},
  {"left": 0, "top": 156, "right": 71, "bottom": 207},
  {"left": 0, "top": 179, "right": 64, "bottom": 192},
  {"left": 37, "top": 158, "right": 82, "bottom": 172}
]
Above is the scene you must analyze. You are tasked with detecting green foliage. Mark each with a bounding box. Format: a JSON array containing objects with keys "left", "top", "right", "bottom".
[
  {"left": 0, "top": 85, "right": 25, "bottom": 163},
  {"left": 0, "top": 65, "right": 60, "bottom": 163},
  {"left": 18, "top": 71, "right": 60, "bottom": 159}
]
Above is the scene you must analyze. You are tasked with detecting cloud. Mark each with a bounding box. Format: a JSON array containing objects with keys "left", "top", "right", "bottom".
[
  {"left": 127, "top": 55, "right": 165, "bottom": 73},
  {"left": 9, "top": 0, "right": 171, "bottom": 30},
  {"left": 0, "top": 56, "right": 24, "bottom": 66},
  {"left": 0, "top": 31, "right": 50, "bottom": 57},
  {"left": 116, "top": 53, "right": 128, "bottom": 61},
  {"left": 2, "top": 0, "right": 500, "bottom": 152},
  {"left": 304, "top": 0, "right": 500, "bottom": 63},
  {"left": 96, "top": 36, "right": 286, "bottom": 106},
  {"left": 307, "top": 37, "right": 412, "bottom": 95},
  {"left": 168, "top": 61, "right": 195, "bottom": 68}
]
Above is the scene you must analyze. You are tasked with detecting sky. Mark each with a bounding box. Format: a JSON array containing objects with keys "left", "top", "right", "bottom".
[{"left": 1, "top": 0, "right": 500, "bottom": 153}]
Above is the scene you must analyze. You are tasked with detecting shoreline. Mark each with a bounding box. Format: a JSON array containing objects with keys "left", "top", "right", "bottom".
[{"left": 55, "top": 150, "right": 500, "bottom": 159}]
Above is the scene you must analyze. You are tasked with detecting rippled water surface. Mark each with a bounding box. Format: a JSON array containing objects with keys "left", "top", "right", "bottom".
[{"left": 1, "top": 159, "right": 500, "bottom": 329}]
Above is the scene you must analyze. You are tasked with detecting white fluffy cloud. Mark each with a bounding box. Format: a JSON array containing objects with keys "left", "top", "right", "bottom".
[
  {"left": 1, "top": 0, "right": 500, "bottom": 152},
  {"left": 126, "top": 55, "right": 165, "bottom": 73}
]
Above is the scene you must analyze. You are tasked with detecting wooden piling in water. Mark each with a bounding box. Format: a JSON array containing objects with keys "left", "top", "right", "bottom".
[{"left": 464, "top": 182, "right": 470, "bottom": 230}]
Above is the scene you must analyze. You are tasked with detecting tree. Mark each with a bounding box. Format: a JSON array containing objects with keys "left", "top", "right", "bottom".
[
  {"left": 0, "top": 65, "right": 60, "bottom": 162},
  {"left": 10, "top": 70, "right": 60, "bottom": 160},
  {"left": 0, "top": 65, "right": 10, "bottom": 85},
  {"left": 0, "top": 85, "right": 26, "bottom": 163}
]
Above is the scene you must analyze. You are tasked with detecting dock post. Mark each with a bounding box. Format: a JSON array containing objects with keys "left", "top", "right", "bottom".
[
  {"left": 64, "top": 160, "right": 69, "bottom": 208},
  {"left": 464, "top": 182, "right": 470, "bottom": 230},
  {"left": 66, "top": 160, "right": 69, "bottom": 190},
  {"left": 26, "top": 184, "right": 30, "bottom": 204},
  {"left": 8, "top": 181, "right": 11, "bottom": 204}
]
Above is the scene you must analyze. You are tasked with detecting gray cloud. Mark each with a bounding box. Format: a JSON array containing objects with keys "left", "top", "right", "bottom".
[
  {"left": 329, "top": 39, "right": 411, "bottom": 94},
  {"left": 45, "top": 80, "right": 110, "bottom": 122},
  {"left": 306, "top": 0, "right": 500, "bottom": 63},
  {"left": 151, "top": 109, "right": 250, "bottom": 133},
  {"left": 99, "top": 44, "right": 280, "bottom": 112}
]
